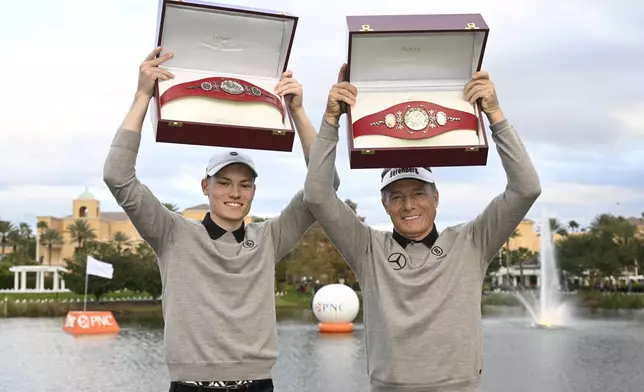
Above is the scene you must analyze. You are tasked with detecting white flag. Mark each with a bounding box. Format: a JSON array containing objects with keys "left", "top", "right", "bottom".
[{"left": 86, "top": 256, "right": 113, "bottom": 279}]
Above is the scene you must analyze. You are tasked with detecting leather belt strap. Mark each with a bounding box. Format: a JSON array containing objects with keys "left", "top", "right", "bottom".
[
  {"left": 159, "top": 77, "right": 284, "bottom": 120},
  {"left": 170, "top": 382, "right": 251, "bottom": 391},
  {"left": 352, "top": 100, "right": 478, "bottom": 140}
]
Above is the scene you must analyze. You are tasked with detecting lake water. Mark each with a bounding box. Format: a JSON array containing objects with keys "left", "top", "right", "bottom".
[{"left": 1, "top": 306, "right": 643, "bottom": 392}]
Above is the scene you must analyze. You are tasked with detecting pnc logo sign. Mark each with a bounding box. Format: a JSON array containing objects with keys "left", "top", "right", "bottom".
[
  {"left": 63, "top": 311, "right": 121, "bottom": 335},
  {"left": 66, "top": 314, "right": 116, "bottom": 329},
  {"left": 313, "top": 302, "right": 344, "bottom": 313}
]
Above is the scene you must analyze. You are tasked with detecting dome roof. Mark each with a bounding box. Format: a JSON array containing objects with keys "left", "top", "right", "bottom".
[{"left": 78, "top": 187, "right": 95, "bottom": 200}]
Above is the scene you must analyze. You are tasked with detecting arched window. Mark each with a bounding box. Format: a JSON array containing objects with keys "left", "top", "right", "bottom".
[{"left": 79, "top": 206, "right": 87, "bottom": 217}]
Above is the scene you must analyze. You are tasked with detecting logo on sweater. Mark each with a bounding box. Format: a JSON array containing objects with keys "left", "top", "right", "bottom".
[
  {"left": 431, "top": 246, "right": 443, "bottom": 257},
  {"left": 387, "top": 252, "right": 407, "bottom": 270},
  {"left": 242, "top": 240, "right": 254, "bottom": 248}
]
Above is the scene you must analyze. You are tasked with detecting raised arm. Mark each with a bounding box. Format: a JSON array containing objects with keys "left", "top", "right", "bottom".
[
  {"left": 267, "top": 72, "right": 340, "bottom": 261},
  {"left": 464, "top": 72, "right": 542, "bottom": 273},
  {"left": 103, "top": 47, "right": 179, "bottom": 254},
  {"left": 302, "top": 65, "right": 371, "bottom": 277}
]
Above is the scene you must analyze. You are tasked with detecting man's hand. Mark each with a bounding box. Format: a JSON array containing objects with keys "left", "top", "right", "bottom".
[
  {"left": 136, "top": 47, "right": 175, "bottom": 99},
  {"left": 323, "top": 64, "right": 357, "bottom": 126},
  {"left": 464, "top": 70, "right": 504, "bottom": 125},
  {"left": 274, "top": 71, "right": 303, "bottom": 113}
]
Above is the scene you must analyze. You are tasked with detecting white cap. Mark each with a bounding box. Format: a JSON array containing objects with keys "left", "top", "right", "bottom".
[
  {"left": 380, "top": 167, "right": 434, "bottom": 190},
  {"left": 204, "top": 150, "right": 258, "bottom": 179}
]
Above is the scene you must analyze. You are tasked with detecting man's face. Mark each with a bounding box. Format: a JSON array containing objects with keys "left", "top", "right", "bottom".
[
  {"left": 382, "top": 179, "right": 438, "bottom": 240},
  {"left": 201, "top": 163, "right": 256, "bottom": 224}
]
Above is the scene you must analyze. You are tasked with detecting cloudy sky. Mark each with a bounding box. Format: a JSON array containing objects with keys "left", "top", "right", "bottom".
[{"left": 1, "top": 0, "right": 643, "bottom": 234}]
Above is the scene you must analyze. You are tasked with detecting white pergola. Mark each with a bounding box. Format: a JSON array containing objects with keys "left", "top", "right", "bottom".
[{"left": 3, "top": 265, "right": 69, "bottom": 293}]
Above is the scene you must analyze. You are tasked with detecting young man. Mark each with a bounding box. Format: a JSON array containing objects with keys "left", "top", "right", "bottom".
[
  {"left": 304, "top": 66, "right": 541, "bottom": 392},
  {"left": 103, "top": 47, "right": 338, "bottom": 392}
]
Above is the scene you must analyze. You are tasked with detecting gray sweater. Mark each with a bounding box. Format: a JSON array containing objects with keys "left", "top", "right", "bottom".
[
  {"left": 103, "top": 129, "right": 337, "bottom": 382},
  {"left": 304, "top": 119, "right": 541, "bottom": 392}
]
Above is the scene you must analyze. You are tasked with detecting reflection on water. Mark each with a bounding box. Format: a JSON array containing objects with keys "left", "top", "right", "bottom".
[{"left": 0, "top": 306, "right": 643, "bottom": 392}]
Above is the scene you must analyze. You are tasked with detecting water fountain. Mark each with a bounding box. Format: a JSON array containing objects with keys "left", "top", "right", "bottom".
[{"left": 513, "top": 209, "right": 572, "bottom": 328}]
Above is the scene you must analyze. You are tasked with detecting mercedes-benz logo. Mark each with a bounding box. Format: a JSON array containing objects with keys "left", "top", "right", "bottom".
[
  {"left": 242, "top": 240, "right": 254, "bottom": 248},
  {"left": 431, "top": 246, "right": 443, "bottom": 256},
  {"left": 387, "top": 252, "right": 407, "bottom": 271}
]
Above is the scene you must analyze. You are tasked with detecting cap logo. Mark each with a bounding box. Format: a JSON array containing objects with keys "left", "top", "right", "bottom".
[
  {"left": 389, "top": 168, "right": 420, "bottom": 178},
  {"left": 230, "top": 151, "right": 238, "bottom": 156}
]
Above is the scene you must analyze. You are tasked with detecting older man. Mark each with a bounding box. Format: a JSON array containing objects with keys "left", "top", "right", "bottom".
[
  {"left": 303, "top": 66, "right": 541, "bottom": 392},
  {"left": 103, "top": 47, "right": 338, "bottom": 392}
]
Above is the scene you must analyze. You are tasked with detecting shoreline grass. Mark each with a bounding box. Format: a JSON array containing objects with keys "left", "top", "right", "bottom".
[
  {"left": 2, "top": 290, "right": 642, "bottom": 318},
  {"left": 1, "top": 291, "right": 317, "bottom": 318}
]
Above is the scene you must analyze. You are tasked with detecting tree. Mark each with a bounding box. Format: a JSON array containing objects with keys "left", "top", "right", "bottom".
[
  {"left": 163, "top": 203, "right": 179, "bottom": 212},
  {"left": 549, "top": 218, "right": 568, "bottom": 237},
  {"left": 127, "top": 242, "right": 162, "bottom": 301},
  {"left": 66, "top": 219, "right": 96, "bottom": 250},
  {"left": 61, "top": 243, "right": 127, "bottom": 302},
  {"left": 568, "top": 220, "right": 579, "bottom": 233},
  {"left": 0, "top": 219, "right": 15, "bottom": 256},
  {"left": 505, "top": 228, "right": 521, "bottom": 284},
  {"left": 277, "top": 199, "right": 361, "bottom": 287},
  {"left": 589, "top": 214, "right": 640, "bottom": 276},
  {"left": 40, "top": 228, "right": 63, "bottom": 265},
  {"left": 556, "top": 214, "right": 642, "bottom": 286},
  {"left": 111, "top": 232, "right": 131, "bottom": 254}
]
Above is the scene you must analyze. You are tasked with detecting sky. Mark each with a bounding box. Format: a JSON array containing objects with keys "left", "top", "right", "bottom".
[{"left": 1, "top": 0, "right": 643, "bottom": 234}]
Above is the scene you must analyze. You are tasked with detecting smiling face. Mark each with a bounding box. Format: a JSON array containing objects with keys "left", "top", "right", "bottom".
[
  {"left": 201, "top": 163, "right": 256, "bottom": 230},
  {"left": 382, "top": 179, "right": 439, "bottom": 240}
]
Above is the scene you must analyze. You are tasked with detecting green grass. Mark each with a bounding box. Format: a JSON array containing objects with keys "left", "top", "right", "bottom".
[
  {"left": 482, "top": 292, "right": 523, "bottom": 306},
  {"left": 482, "top": 291, "right": 644, "bottom": 309},
  {"left": 3, "top": 289, "right": 642, "bottom": 318},
  {"left": 1, "top": 290, "right": 151, "bottom": 302},
  {"left": 0, "top": 290, "right": 316, "bottom": 318},
  {"left": 275, "top": 292, "right": 314, "bottom": 309},
  {"left": 575, "top": 290, "right": 644, "bottom": 309}
]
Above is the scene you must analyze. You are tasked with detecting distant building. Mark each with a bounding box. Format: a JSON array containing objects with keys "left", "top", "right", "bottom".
[
  {"left": 502, "top": 219, "right": 560, "bottom": 253},
  {"left": 35, "top": 189, "right": 251, "bottom": 266},
  {"left": 504, "top": 217, "right": 644, "bottom": 254}
]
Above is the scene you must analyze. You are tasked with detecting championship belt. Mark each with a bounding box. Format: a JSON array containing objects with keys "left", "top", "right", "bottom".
[
  {"left": 352, "top": 101, "right": 478, "bottom": 140},
  {"left": 159, "top": 77, "right": 284, "bottom": 120}
]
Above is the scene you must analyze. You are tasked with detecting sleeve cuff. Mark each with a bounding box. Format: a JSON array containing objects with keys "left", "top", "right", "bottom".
[
  {"left": 489, "top": 119, "right": 510, "bottom": 134},
  {"left": 319, "top": 119, "right": 340, "bottom": 141},
  {"left": 111, "top": 128, "right": 142, "bottom": 152}
]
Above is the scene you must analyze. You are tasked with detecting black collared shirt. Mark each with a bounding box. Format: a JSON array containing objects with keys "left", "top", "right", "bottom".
[
  {"left": 201, "top": 212, "right": 245, "bottom": 243},
  {"left": 392, "top": 224, "right": 439, "bottom": 249}
]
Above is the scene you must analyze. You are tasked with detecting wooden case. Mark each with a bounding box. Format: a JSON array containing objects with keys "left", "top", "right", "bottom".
[
  {"left": 345, "top": 14, "right": 490, "bottom": 169},
  {"left": 151, "top": 0, "right": 298, "bottom": 151}
]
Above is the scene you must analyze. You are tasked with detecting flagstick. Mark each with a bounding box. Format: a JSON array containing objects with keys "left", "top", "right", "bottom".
[{"left": 83, "top": 258, "right": 89, "bottom": 312}]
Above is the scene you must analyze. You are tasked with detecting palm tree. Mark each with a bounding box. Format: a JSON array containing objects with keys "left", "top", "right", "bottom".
[
  {"left": 549, "top": 218, "right": 568, "bottom": 237},
  {"left": 568, "top": 220, "right": 579, "bottom": 233},
  {"left": 505, "top": 228, "right": 521, "bottom": 287},
  {"left": 40, "top": 228, "right": 63, "bottom": 265},
  {"left": 66, "top": 219, "right": 96, "bottom": 250},
  {"left": 0, "top": 219, "right": 15, "bottom": 256},
  {"left": 15, "top": 223, "right": 34, "bottom": 260},
  {"left": 163, "top": 203, "right": 179, "bottom": 212},
  {"left": 111, "top": 231, "right": 131, "bottom": 253},
  {"left": 590, "top": 213, "right": 616, "bottom": 230},
  {"left": 8, "top": 229, "right": 21, "bottom": 253}
]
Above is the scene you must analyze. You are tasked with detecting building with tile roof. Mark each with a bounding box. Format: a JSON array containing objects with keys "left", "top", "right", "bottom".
[{"left": 34, "top": 188, "right": 251, "bottom": 266}]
